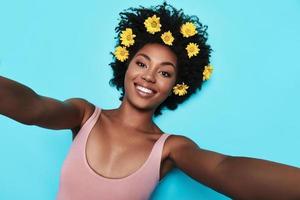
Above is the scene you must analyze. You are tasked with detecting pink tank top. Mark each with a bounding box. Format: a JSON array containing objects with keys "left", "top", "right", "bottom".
[{"left": 56, "top": 106, "right": 171, "bottom": 200}]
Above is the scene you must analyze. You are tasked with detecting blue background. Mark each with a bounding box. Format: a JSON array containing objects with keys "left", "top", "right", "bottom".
[{"left": 0, "top": 0, "right": 299, "bottom": 199}]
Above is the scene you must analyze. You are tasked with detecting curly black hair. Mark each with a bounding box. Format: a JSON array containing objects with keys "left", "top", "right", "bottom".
[{"left": 109, "top": 2, "right": 212, "bottom": 117}]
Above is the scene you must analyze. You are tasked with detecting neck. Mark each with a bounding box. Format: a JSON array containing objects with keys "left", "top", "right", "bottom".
[{"left": 112, "top": 99, "right": 160, "bottom": 133}]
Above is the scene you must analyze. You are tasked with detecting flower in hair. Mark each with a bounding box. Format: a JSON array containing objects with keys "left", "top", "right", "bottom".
[
  {"left": 161, "top": 31, "right": 174, "bottom": 46},
  {"left": 186, "top": 42, "right": 200, "bottom": 58},
  {"left": 203, "top": 65, "right": 213, "bottom": 81},
  {"left": 120, "top": 28, "right": 136, "bottom": 47},
  {"left": 180, "top": 22, "right": 197, "bottom": 38},
  {"left": 144, "top": 14, "right": 162, "bottom": 34},
  {"left": 173, "top": 82, "right": 189, "bottom": 96},
  {"left": 114, "top": 46, "right": 129, "bottom": 62}
]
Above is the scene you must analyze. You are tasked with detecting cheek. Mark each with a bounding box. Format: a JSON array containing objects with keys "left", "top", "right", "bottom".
[
  {"left": 124, "top": 68, "right": 134, "bottom": 83},
  {"left": 157, "top": 81, "right": 174, "bottom": 94},
  {"left": 125, "top": 64, "right": 139, "bottom": 78},
  {"left": 124, "top": 66, "right": 139, "bottom": 89}
]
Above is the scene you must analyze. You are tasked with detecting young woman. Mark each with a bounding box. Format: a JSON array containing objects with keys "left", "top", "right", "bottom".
[{"left": 1, "top": 2, "right": 299, "bottom": 200}]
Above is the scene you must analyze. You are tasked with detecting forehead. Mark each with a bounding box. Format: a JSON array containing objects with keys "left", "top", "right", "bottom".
[{"left": 135, "top": 43, "right": 177, "bottom": 64}]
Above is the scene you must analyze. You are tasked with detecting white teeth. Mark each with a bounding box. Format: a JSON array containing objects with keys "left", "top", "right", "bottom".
[{"left": 136, "top": 85, "right": 154, "bottom": 94}]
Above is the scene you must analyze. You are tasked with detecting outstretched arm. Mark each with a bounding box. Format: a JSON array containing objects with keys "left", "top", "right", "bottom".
[
  {"left": 168, "top": 135, "right": 300, "bottom": 200},
  {"left": 0, "top": 75, "right": 92, "bottom": 130}
]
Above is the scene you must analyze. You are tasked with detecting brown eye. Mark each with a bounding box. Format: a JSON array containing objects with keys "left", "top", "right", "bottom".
[
  {"left": 136, "top": 61, "right": 146, "bottom": 68},
  {"left": 161, "top": 71, "right": 171, "bottom": 78}
]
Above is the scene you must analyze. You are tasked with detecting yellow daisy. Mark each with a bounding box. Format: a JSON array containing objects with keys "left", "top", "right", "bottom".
[
  {"left": 186, "top": 42, "right": 200, "bottom": 58},
  {"left": 161, "top": 31, "right": 174, "bottom": 46},
  {"left": 173, "top": 82, "right": 189, "bottom": 96},
  {"left": 120, "top": 28, "right": 136, "bottom": 47},
  {"left": 180, "top": 22, "right": 197, "bottom": 38},
  {"left": 144, "top": 14, "right": 162, "bottom": 34},
  {"left": 203, "top": 65, "right": 214, "bottom": 81},
  {"left": 114, "top": 46, "right": 129, "bottom": 62}
]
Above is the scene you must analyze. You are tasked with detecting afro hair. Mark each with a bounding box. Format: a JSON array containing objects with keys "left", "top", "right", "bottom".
[{"left": 109, "top": 2, "right": 212, "bottom": 117}]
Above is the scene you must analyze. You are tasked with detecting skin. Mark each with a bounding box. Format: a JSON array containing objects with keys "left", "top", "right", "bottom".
[
  {"left": 109, "top": 43, "right": 178, "bottom": 132},
  {"left": 1, "top": 43, "right": 299, "bottom": 199},
  {"left": 78, "top": 43, "right": 179, "bottom": 180},
  {"left": 78, "top": 43, "right": 300, "bottom": 199}
]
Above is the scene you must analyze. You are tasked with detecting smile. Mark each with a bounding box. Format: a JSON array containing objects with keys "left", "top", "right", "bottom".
[{"left": 134, "top": 83, "right": 156, "bottom": 97}]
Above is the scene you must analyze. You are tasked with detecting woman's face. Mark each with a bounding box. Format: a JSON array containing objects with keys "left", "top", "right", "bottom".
[{"left": 123, "top": 43, "right": 178, "bottom": 112}]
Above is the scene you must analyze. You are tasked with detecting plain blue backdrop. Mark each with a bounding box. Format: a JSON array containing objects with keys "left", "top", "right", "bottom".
[{"left": 0, "top": 0, "right": 299, "bottom": 199}]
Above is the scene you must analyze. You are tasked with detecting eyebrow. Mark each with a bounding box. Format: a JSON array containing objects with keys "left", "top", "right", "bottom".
[{"left": 135, "top": 53, "right": 176, "bottom": 69}]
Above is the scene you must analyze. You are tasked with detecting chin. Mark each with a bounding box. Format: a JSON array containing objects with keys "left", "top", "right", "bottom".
[{"left": 125, "top": 94, "right": 162, "bottom": 112}]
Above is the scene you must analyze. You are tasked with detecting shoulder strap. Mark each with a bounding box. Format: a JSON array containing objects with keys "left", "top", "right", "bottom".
[{"left": 81, "top": 106, "right": 101, "bottom": 130}]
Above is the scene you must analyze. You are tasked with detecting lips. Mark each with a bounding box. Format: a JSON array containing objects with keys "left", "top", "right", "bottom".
[{"left": 134, "top": 82, "right": 157, "bottom": 97}]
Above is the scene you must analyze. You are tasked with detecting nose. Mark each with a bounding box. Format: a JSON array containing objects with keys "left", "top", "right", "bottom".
[{"left": 141, "top": 69, "right": 156, "bottom": 83}]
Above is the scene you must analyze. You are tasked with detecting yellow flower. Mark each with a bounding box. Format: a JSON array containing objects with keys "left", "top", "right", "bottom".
[
  {"left": 161, "top": 31, "right": 174, "bottom": 46},
  {"left": 120, "top": 28, "right": 136, "bottom": 47},
  {"left": 180, "top": 22, "right": 197, "bottom": 38},
  {"left": 144, "top": 14, "right": 161, "bottom": 34},
  {"left": 203, "top": 65, "right": 214, "bottom": 81},
  {"left": 114, "top": 46, "right": 129, "bottom": 62},
  {"left": 173, "top": 82, "right": 189, "bottom": 96},
  {"left": 186, "top": 42, "right": 200, "bottom": 58}
]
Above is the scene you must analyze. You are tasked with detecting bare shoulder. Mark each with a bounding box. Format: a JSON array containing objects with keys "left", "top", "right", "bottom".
[
  {"left": 165, "top": 134, "right": 200, "bottom": 159},
  {"left": 166, "top": 134, "right": 199, "bottom": 149},
  {"left": 65, "top": 97, "right": 95, "bottom": 127}
]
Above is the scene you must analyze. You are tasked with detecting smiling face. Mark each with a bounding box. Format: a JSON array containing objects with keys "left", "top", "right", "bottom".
[{"left": 123, "top": 43, "right": 178, "bottom": 112}]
